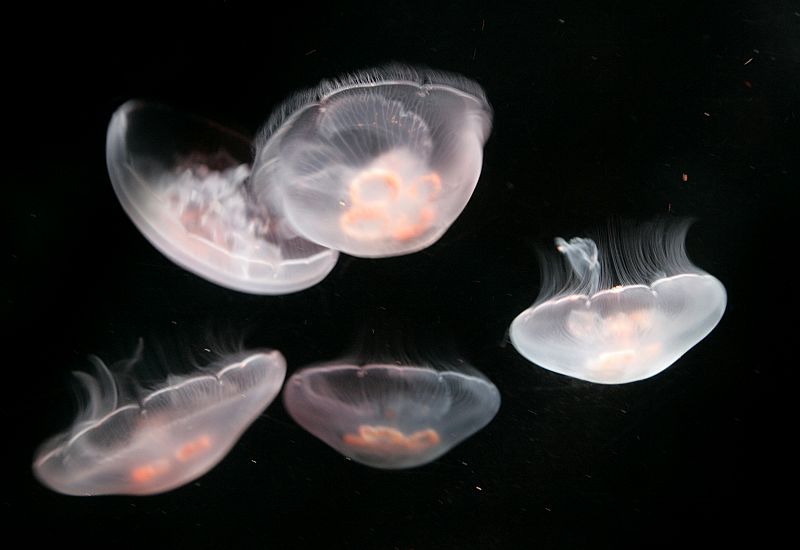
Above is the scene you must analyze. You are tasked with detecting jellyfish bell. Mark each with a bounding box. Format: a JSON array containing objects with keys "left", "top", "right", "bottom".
[
  {"left": 510, "top": 220, "right": 727, "bottom": 384},
  {"left": 106, "top": 100, "right": 338, "bottom": 294},
  {"left": 32, "top": 348, "right": 286, "bottom": 496},
  {"left": 283, "top": 362, "right": 500, "bottom": 469},
  {"left": 251, "top": 65, "right": 493, "bottom": 258}
]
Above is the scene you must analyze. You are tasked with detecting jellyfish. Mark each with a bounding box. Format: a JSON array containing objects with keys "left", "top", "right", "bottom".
[
  {"left": 33, "top": 349, "right": 286, "bottom": 496},
  {"left": 283, "top": 363, "right": 500, "bottom": 469},
  {"left": 509, "top": 220, "right": 727, "bottom": 384},
  {"left": 106, "top": 101, "right": 338, "bottom": 294},
  {"left": 250, "top": 65, "right": 493, "bottom": 258}
]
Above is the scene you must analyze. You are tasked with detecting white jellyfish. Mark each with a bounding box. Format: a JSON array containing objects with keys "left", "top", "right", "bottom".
[
  {"left": 509, "top": 220, "right": 727, "bottom": 384},
  {"left": 251, "top": 65, "right": 493, "bottom": 258},
  {"left": 283, "top": 363, "right": 501, "bottom": 469},
  {"left": 106, "top": 101, "right": 338, "bottom": 294},
  {"left": 33, "top": 348, "right": 286, "bottom": 496}
]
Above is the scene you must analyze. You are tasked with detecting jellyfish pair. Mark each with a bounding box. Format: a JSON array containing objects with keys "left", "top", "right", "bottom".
[
  {"left": 283, "top": 363, "right": 501, "bottom": 469},
  {"left": 510, "top": 220, "right": 727, "bottom": 384},
  {"left": 34, "top": 350, "right": 500, "bottom": 494},
  {"left": 33, "top": 349, "right": 286, "bottom": 496},
  {"left": 106, "top": 65, "right": 493, "bottom": 294}
]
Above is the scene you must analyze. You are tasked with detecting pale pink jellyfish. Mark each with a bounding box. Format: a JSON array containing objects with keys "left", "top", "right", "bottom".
[
  {"left": 283, "top": 363, "right": 500, "bottom": 469},
  {"left": 251, "top": 65, "right": 493, "bottom": 258},
  {"left": 106, "top": 101, "right": 338, "bottom": 294},
  {"left": 33, "top": 349, "right": 286, "bottom": 496},
  {"left": 510, "top": 220, "right": 727, "bottom": 384}
]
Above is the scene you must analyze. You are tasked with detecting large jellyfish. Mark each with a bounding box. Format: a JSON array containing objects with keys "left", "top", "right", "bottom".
[
  {"left": 33, "top": 349, "right": 286, "bottom": 496},
  {"left": 283, "top": 363, "right": 500, "bottom": 469},
  {"left": 106, "top": 101, "right": 338, "bottom": 294},
  {"left": 509, "top": 220, "right": 727, "bottom": 384},
  {"left": 251, "top": 65, "right": 493, "bottom": 258}
]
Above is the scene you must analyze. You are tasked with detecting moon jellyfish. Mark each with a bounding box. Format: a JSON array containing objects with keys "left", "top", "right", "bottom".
[
  {"left": 283, "top": 363, "right": 500, "bottom": 469},
  {"left": 510, "top": 220, "right": 727, "bottom": 384},
  {"left": 33, "top": 349, "right": 286, "bottom": 496},
  {"left": 251, "top": 65, "right": 493, "bottom": 257},
  {"left": 106, "top": 101, "right": 338, "bottom": 294}
]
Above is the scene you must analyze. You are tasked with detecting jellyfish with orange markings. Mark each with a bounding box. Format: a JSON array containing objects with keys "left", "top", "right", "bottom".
[
  {"left": 251, "top": 64, "right": 493, "bottom": 258},
  {"left": 509, "top": 220, "right": 727, "bottom": 384},
  {"left": 32, "top": 349, "right": 286, "bottom": 496},
  {"left": 283, "top": 363, "right": 500, "bottom": 469},
  {"left": 106, "top": 101, "right": 338, "bottom": 295}
]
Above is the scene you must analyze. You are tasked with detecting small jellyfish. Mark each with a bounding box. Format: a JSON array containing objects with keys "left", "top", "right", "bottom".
[
  {"left": 33, "top": 349, "right": 286, "bottom": 496},
  {"left": 510, "top": 220, "right": 727, "bottom": 384},
  {"left": 251, "top": 65, "right": 493, "bottom": 258},
  {"left": 106, "top": 101, "right": 338, "bottom": 294},
  {"left": 283, "top": 363, "right": 500, "bottom": 469}
]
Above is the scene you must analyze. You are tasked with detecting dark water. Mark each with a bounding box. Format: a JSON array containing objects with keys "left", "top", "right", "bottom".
[{"left": 7, "top": 1, "right": 792, "bottom": 547}]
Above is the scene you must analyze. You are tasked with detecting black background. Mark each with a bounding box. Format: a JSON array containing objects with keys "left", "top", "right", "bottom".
[{"left": 7, "top": 1, "right": 794, "bottom": 547}]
